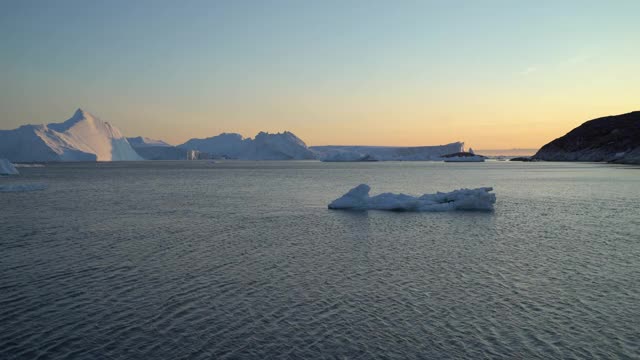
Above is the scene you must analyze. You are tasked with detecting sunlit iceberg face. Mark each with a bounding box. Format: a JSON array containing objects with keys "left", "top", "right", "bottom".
[{"left": 328, "top": 184, "right": 496, "bottom": 212}]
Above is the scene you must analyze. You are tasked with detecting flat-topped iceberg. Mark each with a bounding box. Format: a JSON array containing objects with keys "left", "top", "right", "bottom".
[
  {"left": 312, "top": 142, "right": 464, "bottom": 161},
  {"left": 328, "top": 184, "right": 496, "bottom": 211},
  {"left": 0, "top": 158, "right": 19, "bottom": 175},
  {"left": 319, "top": 150, "right": 378, "bottom": 162}
]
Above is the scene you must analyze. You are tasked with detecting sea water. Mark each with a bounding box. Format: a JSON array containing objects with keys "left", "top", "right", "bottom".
[{"left": 1, "top": 161, "right": 639, "bottom": 359}]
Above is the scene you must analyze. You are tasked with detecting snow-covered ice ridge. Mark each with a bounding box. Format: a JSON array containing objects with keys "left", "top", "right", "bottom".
[
  {"left": 0, "top": 109, "right": 142, "bottom": 162},
  {"left": 328, "top": 184, "right": 496, "bottom": 211},
  {"left": 179, "top": 131, "right": 317, "bottom": 160},
  {"left": 127, "top": 136, "right": 172, "bottom": 148}
]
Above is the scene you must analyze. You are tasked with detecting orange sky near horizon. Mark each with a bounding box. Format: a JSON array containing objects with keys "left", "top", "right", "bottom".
[
  {"left": 103, "top": 95, "right": 638, "bottom": 150},
  {"left": 2, "top": 1, "right": 639, "bottom": 150}
]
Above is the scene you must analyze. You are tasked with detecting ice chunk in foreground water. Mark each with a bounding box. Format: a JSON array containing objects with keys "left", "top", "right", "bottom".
[{"left": 328, "top": 184, "right": 495, "bottom": 211}]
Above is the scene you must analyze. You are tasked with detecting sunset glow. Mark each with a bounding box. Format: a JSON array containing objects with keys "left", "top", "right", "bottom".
[{"left": 2, "top": 1, "right": 639, "bottom": 149}]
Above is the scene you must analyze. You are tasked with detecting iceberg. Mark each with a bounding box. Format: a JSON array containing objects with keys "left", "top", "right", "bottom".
[
  {"left": 127, "top": 136, "right": 172, "bottom": 148},
  {"left": 318, "top": 150, "right": 378, "bottom": 162},
  {"left": 0, "top": 109, "right": 143, "bottom": 162},
  {"left": 179, "top": 131, "right": 316, "bottom": 160},
  {"left": 0, "top": 158, "right": 19, "bottom": 175},
  {"left": 328, "top": 184, "right": 496, "bottom": 211},
  {"left": 126, "top": 136, "right": 192, "bottom": 160},
  {"left": 0, "top": 183, "right": 47, "bottom": 192},
  {"left": 311, "top": 142, "right": 464, "bottom": 161}
]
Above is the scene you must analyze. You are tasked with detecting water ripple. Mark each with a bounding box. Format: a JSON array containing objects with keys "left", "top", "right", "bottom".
[{"left": 1, "top": 161, "right": 639, "bottom": 359}]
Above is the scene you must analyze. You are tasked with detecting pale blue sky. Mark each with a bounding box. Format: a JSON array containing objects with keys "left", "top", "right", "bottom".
[{"left": 1, "top": 0, "right": 639, "bottom": 147}]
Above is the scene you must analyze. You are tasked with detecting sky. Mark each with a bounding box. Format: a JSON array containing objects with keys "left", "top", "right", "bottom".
[{"left": 1, "top": 0, "right": 639, "bottom": 148}]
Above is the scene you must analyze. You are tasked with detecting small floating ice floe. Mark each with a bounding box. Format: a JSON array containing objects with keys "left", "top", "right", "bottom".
[
  {"left": 0, "top": 158, "right": 19, "bottom": 175},
  {"left": 328, "top": 184, "right": 496, "bottom": 211}
]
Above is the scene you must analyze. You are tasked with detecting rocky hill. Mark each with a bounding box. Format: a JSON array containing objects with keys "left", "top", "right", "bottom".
[{"left": 534, "top": 111, "right": 640, "bottom": 164}]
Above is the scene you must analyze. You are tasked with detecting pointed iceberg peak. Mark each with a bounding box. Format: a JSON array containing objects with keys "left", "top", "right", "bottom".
[
  {"left": 47, "top": 108, "right": 101, "bottom": 132},
  {"left": 1, "top": 108, "right": 141, "bottom": 161},
  {"left": 71, "top": 108, "right": 89, "bottom": 120},
  {"left": 73, "top": 108, "right": 86, "bottom": 117},
  {"left": 69, "top": 108, "right": 95, "bottom": 121}
]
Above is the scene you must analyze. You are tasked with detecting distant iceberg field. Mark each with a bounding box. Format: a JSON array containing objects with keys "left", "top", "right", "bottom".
[
  {"left": 2, "top": 107, "right": 475, "bottom": 162},
  {"left": 328, "top": 184, "right": 495, "bottom": 211}
]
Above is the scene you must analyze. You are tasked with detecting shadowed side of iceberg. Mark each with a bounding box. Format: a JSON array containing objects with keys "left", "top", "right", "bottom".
[{"left": 328, "top": 184, "right": 496, "bottom": 211}]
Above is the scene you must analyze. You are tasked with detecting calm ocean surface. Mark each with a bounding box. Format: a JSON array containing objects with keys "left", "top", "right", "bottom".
[{"left": 1, "top": 161, "right": 639, "bottom": 359}]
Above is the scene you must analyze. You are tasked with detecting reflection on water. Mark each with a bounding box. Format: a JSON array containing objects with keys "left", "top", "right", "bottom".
[{"left": 1, "top": 161, "right": 639, "bottom": 359}]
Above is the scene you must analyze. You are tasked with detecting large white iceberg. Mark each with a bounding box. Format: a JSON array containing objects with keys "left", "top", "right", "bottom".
[
  {"left": 0, "top": 158, "right": 19, "bottom": 175},
  {"left": 179, "top": 131, "right": 316, "bottom": 160},
  {"left": 0, "top": 109, "right": 143, "bottom": 162},
  {"left": 328, "top": 184, "right": 496, "bottom": 211}
]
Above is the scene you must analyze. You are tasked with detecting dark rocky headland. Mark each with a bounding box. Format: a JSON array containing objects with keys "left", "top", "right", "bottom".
[{"left": 534, "top": 111, "right": 640, "bottom": 164}]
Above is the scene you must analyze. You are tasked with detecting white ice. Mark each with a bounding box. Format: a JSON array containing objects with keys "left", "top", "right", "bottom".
[
  {"left": 0, "top": 183, "right": 47, "bottom": 192},
  {"left": 328, "top": 184, "right": 496, "bottom": 211},
  {"left": 311, "top": 142, "right": 464, "bottom": 161},
  {"left": 0, "top": 158, "right": 19, "bottom": 175},
  {"left": 179, "top": 131, "right": 316, "bottom": 160},
  {"left": 0, "top": 109, "right": 142, "bottom": 162},
  {"left": 127, "top": 136, "right": 172, "bottom": 148}
]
